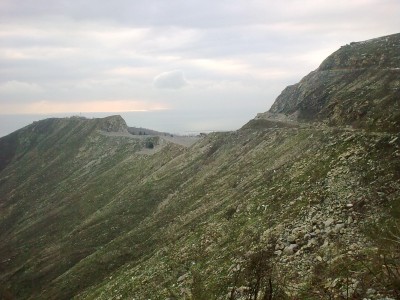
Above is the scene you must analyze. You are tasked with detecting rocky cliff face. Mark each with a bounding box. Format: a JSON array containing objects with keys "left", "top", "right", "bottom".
[{"left": 269, "top": 33, "right": 400, "bottom": 132}]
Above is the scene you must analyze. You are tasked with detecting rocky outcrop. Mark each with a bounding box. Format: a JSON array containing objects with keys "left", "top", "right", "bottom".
[
  {"left": 96, "top": 115, "right": 128, "bottom": 133},
  {"left": 268, "top": 33, "right": 400, "bottom": 132}
]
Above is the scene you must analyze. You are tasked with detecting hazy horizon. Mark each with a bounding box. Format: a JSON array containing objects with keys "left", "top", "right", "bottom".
[
  {"left": 0, "top": 107, "right": 259, "bottom": 137},
  {"left": 1, "top": 0, "right": 399, "bottom": 137}
]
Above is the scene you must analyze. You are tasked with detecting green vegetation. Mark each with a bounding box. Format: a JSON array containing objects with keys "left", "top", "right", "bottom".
[{"left": 0, "top": 33, "right": 399, "bottom": 299}]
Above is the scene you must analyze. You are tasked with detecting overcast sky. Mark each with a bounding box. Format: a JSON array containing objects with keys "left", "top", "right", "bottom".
[{"left": 0, "top": 0, "right": 399, "bottom": 135}]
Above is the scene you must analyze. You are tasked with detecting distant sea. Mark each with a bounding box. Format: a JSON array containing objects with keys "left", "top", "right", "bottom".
[{"left": 0, "top": 110, "right": 257, "bottom": 137}]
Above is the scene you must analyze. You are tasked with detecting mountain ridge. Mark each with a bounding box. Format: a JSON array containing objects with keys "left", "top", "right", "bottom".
[
  {"left": 1, "top": 33, "right": 399, "bottom": 299},
  {"left": 262, "top": 32, "right": 400, "bottom": 132}
]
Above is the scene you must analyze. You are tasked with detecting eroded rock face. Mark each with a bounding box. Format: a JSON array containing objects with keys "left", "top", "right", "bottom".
[
  {"left": 96, "top": 115, "right": 128, "bottom": 133},
  {"left": 269, "top": 33, "right": 400, "bottom": 132}
]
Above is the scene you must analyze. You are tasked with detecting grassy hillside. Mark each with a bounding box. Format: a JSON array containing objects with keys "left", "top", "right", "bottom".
[
  {"left": 0, "top": 116, "right": 186, "bottom": 299},
  {"left": 75, "top": 127, "right": 400, "bottom": 299},
  {"left": 1, "top": 119, "right": 399, "bottom": 299},
  {"left": 1, "top": 33, "right": 399, "bottom": 299}
]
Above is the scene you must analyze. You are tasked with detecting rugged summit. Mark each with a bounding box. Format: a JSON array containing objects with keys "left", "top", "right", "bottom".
[
  {"left": 97, "top": 115, "right": 128, "bottom": 132},
  {"left": 267, "top": 33, "right": 400, "bottom": 132},
  {"left": 0, "top": 33, "right": 399, "bottom": 299}
]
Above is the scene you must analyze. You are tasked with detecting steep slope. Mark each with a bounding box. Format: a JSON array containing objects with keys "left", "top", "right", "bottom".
[
  {"left": 0, "top": 115, "right": 184, "bottom": 299},
  {"left": 0, "top": 115, "right": 128, "bottom": 172},
  {"left": 258, "top": 33, "right": 400, "bottom": 132},
  {"left": 75, "top": 127, "right": 400, "bottom": 300},
  {"left": 0, "top": 33, "right": 399, "bottom": 300}
]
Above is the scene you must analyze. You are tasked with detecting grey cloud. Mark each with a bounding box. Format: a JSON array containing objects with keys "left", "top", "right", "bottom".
[
  {"left": 153, "top": 70, "right": 188, "bottom": 89},
  {"left": 0, "top": 0, "right": 399, "bottom": 134},
  {"left": 0, "top": 80, "right": 43, "bottom": 92},
  {"left": 2, "top": 0, "right": 399, "bottom": 31},
  {"left": 0, "top": 80, "right": 44, "bottom": 102},
  {"left": 0, "top": 0, "right": 277, "bottom": 28}
]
